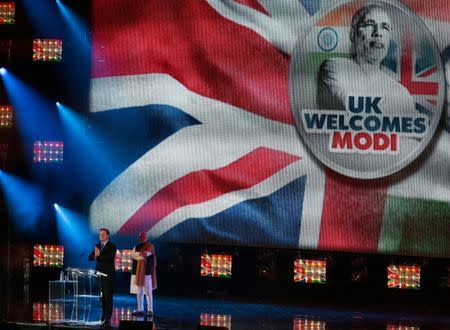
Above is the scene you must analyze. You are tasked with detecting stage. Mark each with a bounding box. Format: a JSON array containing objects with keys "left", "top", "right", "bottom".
[
  {"left": 2, "top": 294, "right": 450, "bottom": 329},
  {"left": 1, "top": 1, "right": 450, "bottom": 329}
]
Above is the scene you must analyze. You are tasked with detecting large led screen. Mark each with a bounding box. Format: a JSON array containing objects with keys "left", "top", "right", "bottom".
[{"left": 88, "top": 0, "right": 450, "bottom": 257}]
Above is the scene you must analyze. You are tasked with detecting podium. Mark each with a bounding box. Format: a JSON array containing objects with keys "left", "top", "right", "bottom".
[{"left": 49, "top": 267, "right": 107, "bottom": 325}]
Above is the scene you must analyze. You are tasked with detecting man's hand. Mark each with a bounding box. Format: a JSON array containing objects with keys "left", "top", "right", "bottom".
[{"left": 94, "top": 246, "right": 101, "bottom": 257}]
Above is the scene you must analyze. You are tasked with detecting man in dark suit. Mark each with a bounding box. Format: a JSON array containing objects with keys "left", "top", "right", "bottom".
[{"left": 88, "top": 228, "right": 117, "bottom": 327}]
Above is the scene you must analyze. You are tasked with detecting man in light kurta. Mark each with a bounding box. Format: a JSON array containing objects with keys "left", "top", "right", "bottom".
[{"left": 130, "top": 232, "right": 157, "bottom": 317}]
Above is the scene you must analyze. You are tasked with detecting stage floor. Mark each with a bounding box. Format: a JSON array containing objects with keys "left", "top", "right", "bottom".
[{"left": 3, "top": 294, "right": 450, "bottom": 329}]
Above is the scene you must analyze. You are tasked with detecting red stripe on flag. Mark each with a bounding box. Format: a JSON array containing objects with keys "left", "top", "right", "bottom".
[
  {"left": 117, "top": 147, "right": 300, "bottom": 235},
  {"left": 417, "top": 66, "right": 437, "bottom": 78},
  {"left": 235, "top": 0, "right": 271, "bottom": 16},
  {"left": 318, "top": 169, "right": 389, "bottom": 252},
  {"left": 426, "top": 99, "right": 437, "bottom": 106},
  {"left": 400, "top": 38, "right": 439, "bottom": 96},
  {"left": 92, "top": 0, "right": 291, "bottom": 124}
]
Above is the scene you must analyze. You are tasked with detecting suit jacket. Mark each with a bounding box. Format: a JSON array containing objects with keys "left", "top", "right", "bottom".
[{"left": 88, "top": 241, "right": 117, "bottom": 276}]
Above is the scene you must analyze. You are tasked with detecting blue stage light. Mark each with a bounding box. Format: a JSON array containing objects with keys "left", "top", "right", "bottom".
[
  {"left": 2, "top": 70, "right": 63, "bottom": 163},
  {"left": 57, "top": 103, "right": 117, "bottom": 196},
  {"left": 0, "top": 67, "right": 6, "bottom": 75},
  {"left": 54, "top": 205, "right": 97, "bottom": 268},
  {"left": 56, "top": 0, "right": 88, "bottom": 49},
  {"left": 0, "top": 171, "right": 44, "bottom": 231}
]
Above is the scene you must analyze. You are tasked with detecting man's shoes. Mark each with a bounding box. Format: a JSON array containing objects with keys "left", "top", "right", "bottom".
[
  {"left": 100, "top": 319, "right": 111, "bottom": 328},
  {"left": 147, "top": 311, "right": 154, "bottom": 318},
  {"left": 131, "top": 310, "right": 145, "bottom": 316}
]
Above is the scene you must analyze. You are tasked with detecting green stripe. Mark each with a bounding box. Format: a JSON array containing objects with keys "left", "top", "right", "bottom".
[{"left": 379, "top": 196, "right": 450, "bottom": 257}]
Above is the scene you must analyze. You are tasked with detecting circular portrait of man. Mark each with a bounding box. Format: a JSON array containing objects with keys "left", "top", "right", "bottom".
[{"left": 290, "top": 0, "right": 445, "bottom": 179}]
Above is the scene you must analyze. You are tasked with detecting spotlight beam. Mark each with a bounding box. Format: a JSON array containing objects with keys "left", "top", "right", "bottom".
[
  {"left": 54, "top": 205, "right": 97, "bottom": 268},
  {"left": 55, "top": 0, "right": 89, "bottom": 49},
  {"left": 1, "top": 70, "right": 63, "bottom": 163},
  {"left": 0, "top": 171, "right": 44, "bottom": 231}
]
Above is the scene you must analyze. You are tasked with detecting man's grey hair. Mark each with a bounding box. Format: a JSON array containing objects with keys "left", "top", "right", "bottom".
[
  {"left": 350, "top": 4, "right": 391, "bottom": 56},
  {"left": 351, "top": 4, "right": 390, "bottom": 32}
]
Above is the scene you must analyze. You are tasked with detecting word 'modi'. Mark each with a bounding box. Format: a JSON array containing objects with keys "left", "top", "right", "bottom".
[{"left": 302, "top": 96, "right": 427, "bottom": 154}]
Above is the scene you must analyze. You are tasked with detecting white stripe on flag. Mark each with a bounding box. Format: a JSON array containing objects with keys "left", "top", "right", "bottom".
[
  {"left": 89, "top": 74, "right": 326, "bottom": 248},
  {"left": 206, "top": 0, "right": 311, "bottom": 54}
]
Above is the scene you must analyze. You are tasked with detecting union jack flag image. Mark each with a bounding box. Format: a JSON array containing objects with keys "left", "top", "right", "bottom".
[
  {"left": 387, "top": 264, "right": 421, "bottom": 289},
  {"left": 89, "top": 0, "right": 450, "bottom": 257},
  {"left": 385, "top": 37, "right": 440, "bottom": 117}
]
